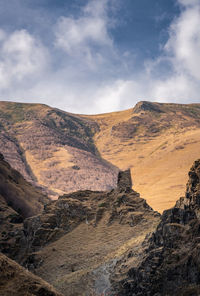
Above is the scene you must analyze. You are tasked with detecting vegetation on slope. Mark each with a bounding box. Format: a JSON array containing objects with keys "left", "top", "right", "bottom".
[{"left": 0, "top": 101, "right": 118, "bottom": 197}]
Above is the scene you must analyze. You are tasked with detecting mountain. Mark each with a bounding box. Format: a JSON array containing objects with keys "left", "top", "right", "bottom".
[
  {"left": 1, "top": 101, "right": 200, "bottom": 212},
  {"left": 2, "top": 136, "right": 200, "bottom": 295},
  {"left": 86, "top": 101, "right": 200, "bottom": 212},
  {"left": 112, "top": 159, "right": 200, "bottom": 295},
  {"left": 0, "top": 166, "right": 160, "bottom": 296}
]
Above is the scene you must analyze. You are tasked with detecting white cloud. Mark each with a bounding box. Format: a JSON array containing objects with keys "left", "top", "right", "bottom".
[
  {"left": 54, "top": 0, "right": 113, "bottom": 66},
  {"left": 165, "top": 3, "right": 200, "bottom": 80},
  {"left": 0, "top": 29, "right": 49, "bottom": 89}
]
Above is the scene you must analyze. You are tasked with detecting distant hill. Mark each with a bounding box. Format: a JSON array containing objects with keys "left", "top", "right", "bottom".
[{"left": 1, "top": 100, "right": 200, "bottom": 212}]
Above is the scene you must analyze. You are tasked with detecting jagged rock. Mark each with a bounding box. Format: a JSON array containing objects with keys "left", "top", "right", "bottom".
[
  {"left": 113, "top": 159, "right": 200, "bottom": 296},
  {"left": 117, "top": 169, "right": 132, "bottom": 192}
]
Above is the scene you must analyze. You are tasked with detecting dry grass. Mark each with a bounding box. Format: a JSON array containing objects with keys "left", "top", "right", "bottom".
[
  {"left": 33, "top": 212, "right": 158, "bottom": 296},
  {"left": 87, "top": 103, "right": 200, "bottom": 213}
]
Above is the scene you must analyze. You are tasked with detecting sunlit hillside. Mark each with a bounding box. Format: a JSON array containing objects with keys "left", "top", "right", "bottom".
[{"left": 85, "top": 101, "right": 200, "bottom": 212}]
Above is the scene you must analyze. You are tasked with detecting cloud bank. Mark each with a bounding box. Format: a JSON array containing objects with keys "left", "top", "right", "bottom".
[{"left": 0, "top": 0, "right": 199, "bottom": 114}]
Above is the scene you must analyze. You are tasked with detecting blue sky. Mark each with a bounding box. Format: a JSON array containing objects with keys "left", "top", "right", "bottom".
[{"left": 0, "top": 0, "right": 199, "bottom": 114}]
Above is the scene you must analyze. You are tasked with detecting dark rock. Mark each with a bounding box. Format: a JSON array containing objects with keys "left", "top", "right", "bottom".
[
  {"left": 117, "top": 169, "right": 132, "bottom": 192},
  {"left": 113, "top": 159, "right": 200, "bottom": 296}
]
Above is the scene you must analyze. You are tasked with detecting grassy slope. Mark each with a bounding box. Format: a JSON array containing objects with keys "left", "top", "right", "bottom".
[
  {"left": 25, "top": 186, "right": 159, "bottom": 296},
  {"left": 85, "top": 102, "right": 200, "bottom": 213}
]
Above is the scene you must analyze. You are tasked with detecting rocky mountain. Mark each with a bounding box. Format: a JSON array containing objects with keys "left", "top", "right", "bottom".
[
  {"left": 1, "top": 101, "right": 200, "bottom": 212},
  {"left": 2, "top": 137, "right": 200, "bottom": 295},
  {"left": 112, "top": 159, "right": 200, "bottom": 296},
  {"left": 0, "top": 164, "right": 160, "bottom": 296}
]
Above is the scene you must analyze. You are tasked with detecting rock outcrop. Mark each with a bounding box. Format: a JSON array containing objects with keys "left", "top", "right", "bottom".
[
  {"left": 113, "top": 159, "right": 200, "bottom": 296},
  {"left": 3, "top": 169, "right": 159, "bottom": 296}
]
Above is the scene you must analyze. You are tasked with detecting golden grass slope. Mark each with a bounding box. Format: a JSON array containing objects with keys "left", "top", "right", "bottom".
[{"left": 85, "top": 102, "right": 200, "bottom": 213}]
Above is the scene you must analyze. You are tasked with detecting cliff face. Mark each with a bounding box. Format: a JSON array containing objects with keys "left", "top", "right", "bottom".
[{"left": 113, "top": 159, "right": 200, "bottom": 296}]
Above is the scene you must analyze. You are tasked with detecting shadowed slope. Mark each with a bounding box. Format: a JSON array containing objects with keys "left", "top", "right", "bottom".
[{"left": 0, "top": 153, "right": 48, "bottom": 218}]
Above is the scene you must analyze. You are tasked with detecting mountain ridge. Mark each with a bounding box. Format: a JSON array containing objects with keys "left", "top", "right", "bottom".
[{"left": 1, "top": 100, "right": 200, "bottom": 212}]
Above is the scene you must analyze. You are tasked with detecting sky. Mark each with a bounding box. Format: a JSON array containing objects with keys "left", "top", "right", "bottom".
[{"left": 0, "top": 0, "right": 199, "bottom": 114}]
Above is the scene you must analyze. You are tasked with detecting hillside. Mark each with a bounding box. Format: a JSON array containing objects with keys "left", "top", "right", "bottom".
[
  {"left": 0, "top": 153, "right": 49, "bottom": 260},
  {"left": 1, "top": 100, "right": 200, "bottom": 212},
  {"left": 0, "top": 101, "right": 118, "bottom": 197},
  {"left": 0, "top": 153, "right": 48, "bottom": 218},
  {"left": 87, "top": 101, "right": 200, "bottom": 212},
  {"left": 0, "top": 253, "right": 63, "bottom": 296},
  {"left": 2, "top": 144, "right": 200, "bottom": 295},
  {"left": 0, "top": 168, "right": 160, "bottom": 296}
]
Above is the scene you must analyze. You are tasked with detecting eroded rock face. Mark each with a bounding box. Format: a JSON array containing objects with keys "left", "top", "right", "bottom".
[{"left": 113, "top": 159, "right": 200, "bottom": 296}]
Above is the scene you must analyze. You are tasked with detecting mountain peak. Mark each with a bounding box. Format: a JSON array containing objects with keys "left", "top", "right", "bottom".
[{"left": 133, "top": 101, "right": 164, "bottom": 114}]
